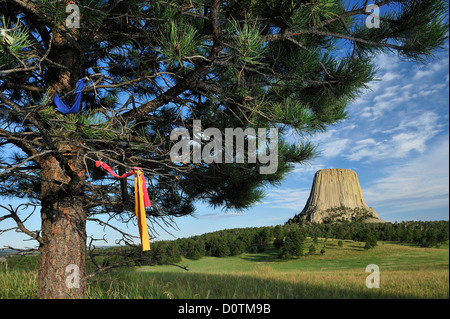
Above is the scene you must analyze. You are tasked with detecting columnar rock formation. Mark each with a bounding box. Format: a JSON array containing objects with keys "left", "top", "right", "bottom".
[{"left": 297, "top": 168, "right": 382, "bottom": 223}]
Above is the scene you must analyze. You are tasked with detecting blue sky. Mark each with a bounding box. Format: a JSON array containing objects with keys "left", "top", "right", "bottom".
[{"left": 1, "top": 41, "right": 449, "bottom": 251}]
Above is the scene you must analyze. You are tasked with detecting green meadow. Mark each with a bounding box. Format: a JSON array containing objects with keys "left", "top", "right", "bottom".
[{"left": 3, "top": 238, "right": 446, "bottom": 299}]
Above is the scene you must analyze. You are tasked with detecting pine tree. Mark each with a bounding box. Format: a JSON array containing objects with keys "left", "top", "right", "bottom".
[{"left": 1, "top": 0, "right": 448, "bottom": 298}]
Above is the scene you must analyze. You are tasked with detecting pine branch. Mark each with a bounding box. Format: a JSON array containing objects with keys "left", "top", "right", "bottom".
[
  {"left": 0, "top": 203, "right": 42, "bottom": 245},
  {"left": 0, "top": 151, "right": 53, "bottom": 176}
]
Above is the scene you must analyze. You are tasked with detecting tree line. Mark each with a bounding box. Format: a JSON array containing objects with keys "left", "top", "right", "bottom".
[
  {"left": 145, "top": 220, "right": 449, "bottom": 263},
  {"left": 5, "top": 220, "right": 448, "bottom": 270}
]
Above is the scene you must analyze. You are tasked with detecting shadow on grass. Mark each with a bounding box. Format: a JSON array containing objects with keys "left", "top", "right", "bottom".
[
  {"left": 90, "top": 269, "right": 442, "bottom": 299},
  {"left": 346, "top": 244, "right": 365, "bottom": 251},
  {"left": 240, "top": 247, "right": 281, "bottom": 263},
  {"left": 240, "top": 245, "right": 365, "bottom": 263}
]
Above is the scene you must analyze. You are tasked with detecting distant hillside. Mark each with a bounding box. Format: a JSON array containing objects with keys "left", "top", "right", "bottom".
[{"left": 0, "top": 249, "right": 17, "bottom": 257}]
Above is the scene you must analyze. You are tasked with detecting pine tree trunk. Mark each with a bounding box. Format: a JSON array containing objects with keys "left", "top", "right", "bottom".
[
  {"left": 37, "top": 30, "right": 87, "bottom": 298},
  {"left": 38, "top": 150, "right": 87, "bottom": 299}
]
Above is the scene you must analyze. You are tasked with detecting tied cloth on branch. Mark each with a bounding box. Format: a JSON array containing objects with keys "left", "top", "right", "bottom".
[
  {"left": 53, "top": 77, "right": 89, "bottom": 114},
  {"left": 96, "top": 161, "right": 151, "bottom": 251}
]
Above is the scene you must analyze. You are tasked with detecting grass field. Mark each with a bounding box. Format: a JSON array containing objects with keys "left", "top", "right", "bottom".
[{"left": 1, "top": 238, "right": 448, "bottom": 299}]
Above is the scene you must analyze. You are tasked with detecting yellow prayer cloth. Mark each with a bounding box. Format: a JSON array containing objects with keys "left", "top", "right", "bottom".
[{"left": 134, "top": 170, "right": 151, "bottom": 251}]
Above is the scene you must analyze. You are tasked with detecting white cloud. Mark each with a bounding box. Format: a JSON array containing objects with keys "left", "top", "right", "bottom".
[
  {"left": 318, "top": 138, "right": 350, "bottom": 158},
  {"left": 383, "top": 111, "right": 441, "bottom": 134},
  {"left": 308, "top": 128, "right": 351, "bottom": 159},
  {"left": 346, "top": 110, "right": 442, "bottom": 162},
  {"left": 263, "top": 188, "right": 311, "bottom": 210},
  {"left": 413, "top": 57, "right": 449, "bottom": 80},
  {"left": 292, "top": 162, "right": 325, "bottom": 176},
  {"left": 355, "top": 138, "right": 377, "bottom": 146},
  {"left": 367, "top": 82, "right": 418, "bottom": 119},
  {"left": 374, "top": 53, "right": 400, "bottom": 71},
  {"left": 380, "top": 71, "right": 400, "bottom": 82},
  {"left": 352, "top": 52, "right": 449, "bottom": 121},
  {"left": 306, "top": 73, "right": 444, "bottom": 163},
  {"left": 391, "top": 132, "right": 426, "bottom": 154},
  {"left": 372, "top": 84, "right": 401, "bottom": 102},
  {"left": 414, "top": 69, "right": 436, "bottom": 80},
  {"left": 364, "top": 135, "right": 449, "bottom": 214}
]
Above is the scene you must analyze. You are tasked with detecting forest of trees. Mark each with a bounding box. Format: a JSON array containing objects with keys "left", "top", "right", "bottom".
[
  {"left": 4, "top": 220, "right": 448, "bottom": 271},
  {"left": 138, "top": 220, "right": 450, "bottom": 263}
]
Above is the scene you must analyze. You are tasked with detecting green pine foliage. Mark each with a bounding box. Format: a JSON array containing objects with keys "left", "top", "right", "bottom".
[
  {"left": 0, "top": 17, "right": 33, "bottom": 67},
  {"left": 157, "top": 20, "right": 202, "bottom": 68}
]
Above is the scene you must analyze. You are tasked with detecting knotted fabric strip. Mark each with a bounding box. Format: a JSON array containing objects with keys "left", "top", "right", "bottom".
[
  {"left": 54, "top": 77, "right": 88, "bottom": 114},
  {"left": 96, "top": 161, "right": 151, "bottom": 251}
]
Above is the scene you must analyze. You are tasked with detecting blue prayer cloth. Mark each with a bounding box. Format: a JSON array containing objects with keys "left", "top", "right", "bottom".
[{"left": 53, "top": 77, "right": 87, "bottom": 114}]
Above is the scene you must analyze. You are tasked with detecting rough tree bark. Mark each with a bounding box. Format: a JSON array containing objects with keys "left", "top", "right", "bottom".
[{"left": 38, "top": 145, "right": 87, "bottom": 299}]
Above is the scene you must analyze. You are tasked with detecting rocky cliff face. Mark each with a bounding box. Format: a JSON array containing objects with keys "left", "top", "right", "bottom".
[{"left": 297, "top": 168, "right": 382, "bottom": 224}]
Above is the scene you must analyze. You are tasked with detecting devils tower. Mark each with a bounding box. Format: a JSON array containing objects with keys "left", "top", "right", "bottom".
[{"left": 294, "top": 168, "right": 383, "bottom": 224}]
